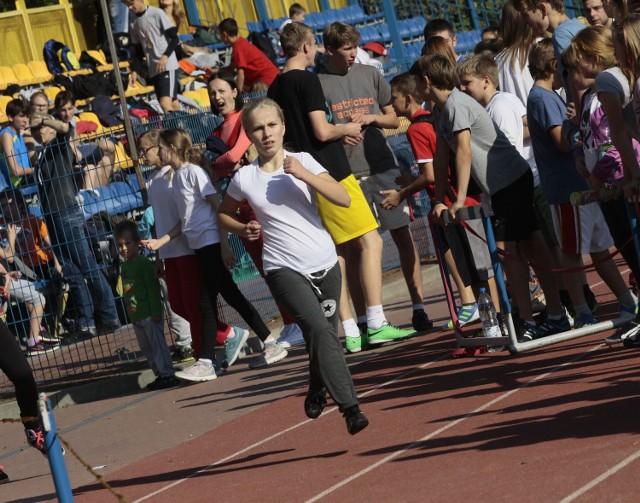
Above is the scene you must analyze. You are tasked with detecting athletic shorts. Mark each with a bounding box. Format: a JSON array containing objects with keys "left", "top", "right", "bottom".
[
  {"left": 533, "top": 184, "right": 558, "bottom": 247},
  {"left": 317, "top": 174, "right": 379, "bottom": 245},
  {"left": 359, "top": 169, "right": 411, "bottom": 231},
  {"left": 550, "top": 202, "right": 614, "bottom": 255},
  {"left": 9, "top": 278, "right": 45, "bottom": 308},
  {"left": 490, "top": 170, "right": 539, "bottom": 242},
  {"left": 152, "top": 70, "right": 179, "bottom": 100},
  {"left": 77, "top": 143, "right": 104, "bottom": 167}
]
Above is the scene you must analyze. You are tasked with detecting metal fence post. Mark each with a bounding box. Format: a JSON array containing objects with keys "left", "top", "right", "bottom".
[{"left": 380, "top": 0, "right": 408, "bottom": 63}]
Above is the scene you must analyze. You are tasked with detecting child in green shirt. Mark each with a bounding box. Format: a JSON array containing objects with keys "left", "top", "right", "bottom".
[{"left": 115, "top": 221, "right": 178, "bottom": 390}]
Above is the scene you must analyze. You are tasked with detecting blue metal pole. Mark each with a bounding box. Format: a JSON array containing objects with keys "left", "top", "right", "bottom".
[
  {"left": 39, "top": 395, "right": 73, "bottom": 502},
  {"left": 319, "top": 0, "right": 332, "bottom": 11},
  {"left": 466, "top": 0, "right": 482, "bottom": 30},
  {"left": 380, "top": 0, "right": 407, "bottom": 63},
  {"left": 182, "top": 0, "right": 201, "bottom": 26},
  {"left": 254, "top": 0, "right": 270, "bottom": 24},
  {"left": 481, "top": 215, "right": 511, "bottom": 315}
]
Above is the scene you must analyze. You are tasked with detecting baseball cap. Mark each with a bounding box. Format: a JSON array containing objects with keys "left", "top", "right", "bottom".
[{"left": 362, "top": 42, "right": 387, "bottom": 56}]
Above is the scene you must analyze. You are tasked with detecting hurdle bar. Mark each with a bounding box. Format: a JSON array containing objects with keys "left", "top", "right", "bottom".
[
  {"left": 38, "top": 393, "right": 73, "bottom": 502},
  {"left": 436, "top": 205, "right": 627, "bottom": 354}
]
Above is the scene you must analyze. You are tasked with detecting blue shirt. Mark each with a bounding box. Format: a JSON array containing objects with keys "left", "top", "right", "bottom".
[
  {"left": 0, "top": 126, "right": 30, "bottom": 191},
  {"left": 527, "top": 85, "right": 589, "bottom": 204}
]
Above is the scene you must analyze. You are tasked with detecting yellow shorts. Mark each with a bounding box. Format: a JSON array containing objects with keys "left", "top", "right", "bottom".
[{"left": 316, "top": 174, "right": 379, "bottom": 245}]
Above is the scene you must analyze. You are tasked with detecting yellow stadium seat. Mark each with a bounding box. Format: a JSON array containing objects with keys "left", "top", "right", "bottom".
[
  {"left": 124, "top": 83, "right": 154, "bottom": 98},
  {"left": 43, "top": 86, "right": 62, "bottom": 102},
  {"left": 0, "top": 96, "right": 14, "bottom": 120},
  {"left": 182, "top": 90, "right": 207, "bottom": 108},
  {"left": 0, "top": 67, "right": 18, "bottom": 91},
  {"left": 27, "top": 61, "right": 53, "bottom": 84},
  {"left": 114, "top": 141, "right": 134, "bottom": 170},
  {"left": 12, "top": 64, "right": 38, "bottom": 86}
]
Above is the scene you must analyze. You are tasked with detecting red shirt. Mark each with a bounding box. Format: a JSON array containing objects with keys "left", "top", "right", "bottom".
[
  {"left": 407, "top": 108, "right": 480, "bottom": 206},
  {"left": 231, "top": 37, "right": 280, "bottom": 90}
]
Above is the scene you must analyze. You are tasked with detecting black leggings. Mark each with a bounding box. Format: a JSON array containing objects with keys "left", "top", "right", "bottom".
[
  {"left": 600, "top": 199, "right": 640, "bottom": 282},
  {"left": 0, "top": 321, "right": 39, "bottom": 421},
  {"left": 195, "top": 243, "right": 270, "bottom": 360}
]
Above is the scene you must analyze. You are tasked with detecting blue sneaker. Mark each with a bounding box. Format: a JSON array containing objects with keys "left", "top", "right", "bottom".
[
  {"left": 222, "top": 327, "right": 249, "bottom": 369},
  {"left": 574, "top": 312, "right": 597, "bottom": 329},
  {"left": 442, "top": 304, "right": 479, "bottom": 330}
]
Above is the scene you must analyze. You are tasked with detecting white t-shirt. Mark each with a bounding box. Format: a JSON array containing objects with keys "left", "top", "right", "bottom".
[
  {"left": 226, "top": 151, "right": 338, "bottom": 274},
  {"left": 485, "top": 91, "right": 540, "bottom": 186},
  {"left": 170, "top": 163, "right": 220, "bottom": 250},
  {"left": 146, "top": 166, "right": 193, "bottom": 260},
  {"left": 495, "top": 49, "right": 534, "bottom": 108}
]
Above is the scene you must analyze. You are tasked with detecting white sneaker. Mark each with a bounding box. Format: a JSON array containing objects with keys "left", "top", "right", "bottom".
[
  {"left": 174, "top": 360, "right": 217, "bottom": 382},
  {"left": 278, "top": 324, "right": 305, "bottom": 348},
  {"left": 249, "top": 341, "right": 288, "bottom": 369}
]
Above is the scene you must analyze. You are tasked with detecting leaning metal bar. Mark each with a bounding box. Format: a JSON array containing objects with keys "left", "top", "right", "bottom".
[
  {"left": 442, "top": 204, "right": 626, "bottom": 354},
  {"left": 39, "top": 393, "right": 73, "bottom": 502}
]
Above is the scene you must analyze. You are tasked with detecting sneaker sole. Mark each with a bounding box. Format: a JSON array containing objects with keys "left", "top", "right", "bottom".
[
  {"left": 368, "top": 331, "right": 416, "bottom": 345},
  {"left": 174, "top": 373, "right": 217, "bottom": 382}
]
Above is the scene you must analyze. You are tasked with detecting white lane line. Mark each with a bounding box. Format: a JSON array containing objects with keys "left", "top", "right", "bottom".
[
  {"left": 133, "top": 350, "right": 450, "bottom": 502},
  {"left": 305, "top": 345, "right": 603, "bottom": 503},
  {"left": 559, "top": 448, "right": 640, "bottom": 503}
]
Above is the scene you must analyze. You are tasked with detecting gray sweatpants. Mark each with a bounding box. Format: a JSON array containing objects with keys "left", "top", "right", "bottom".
[
  {"left": 159, "top": 276, "right": 192, "bottom": 349},
  {"left": 133, "top": 317, "right": 174, "bottom": 378},
  {"left": 265, "top": 262, "right": 358, "bottom": 411}
]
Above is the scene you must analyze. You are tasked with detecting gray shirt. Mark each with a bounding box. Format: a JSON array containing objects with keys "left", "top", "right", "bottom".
[
  {"left": 437, "top": 88, "right": 530, "bottom": 196},
  {"left": 595, "top": 67, "right": 636, "bottom": 132},
  {"left": 129, "top": 6, "right": 179, "bottom": 78},
  {"left": 318, "top": 63, "right": 398, "bottom": 179}
]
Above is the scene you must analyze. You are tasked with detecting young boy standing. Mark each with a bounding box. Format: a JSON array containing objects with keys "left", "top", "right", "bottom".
[
  {"left": 318, "top": 22, "right": 432, "bottom": 336},
  {"left": 217, "top": 18, "right": 280, "bottom": 93},
  {"left": 413, "top": 53, "right": 570, "bottom": 342},
  {"left": 268, "top": 22, "right": 418, "bottom": 353},
  {"left": 386, "top": 72, "right": 487, "bottom": 329},
  {"left": 526, "top": 39, "right": 637, "bottom": 327},
  {"left": 115, "top": 220, "right": 178, "bottom": 390},
  {"left": 123, "top": 0, "right": 181, "bottom": 113}
]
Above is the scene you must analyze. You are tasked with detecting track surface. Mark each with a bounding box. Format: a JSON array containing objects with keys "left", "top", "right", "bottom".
[{"left": 2, "top": 265, "right": 640, "bottom": 502}]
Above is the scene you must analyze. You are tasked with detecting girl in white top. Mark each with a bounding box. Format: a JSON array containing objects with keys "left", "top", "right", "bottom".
[
  {"left": 143, "top": 128, "right": 285, "bottom": 382},
  {"left": 218, "top": 98, "right": 369, "bottom": 435}
]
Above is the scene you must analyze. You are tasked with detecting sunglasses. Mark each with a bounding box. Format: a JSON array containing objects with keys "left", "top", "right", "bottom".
[{"left": 139, "top": 146, "right": 158, "bottom": 157}]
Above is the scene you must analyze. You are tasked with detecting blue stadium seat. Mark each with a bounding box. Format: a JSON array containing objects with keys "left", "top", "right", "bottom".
[
  {"left": 305, "top": 12, "right": 323, "bottom": 31},
  {"left": 379, "top": 23, "right": 392, "bottom": 43},
  {"left": 398, "top": 19, "right": 411, "bottom": 40},
  {"left": 247, "top": 22, "right": 261, "bottom": 33},
  {"left": 410, "top": 17, "right": 426, "bottom": 38},
  {"left": 348, "top": 5, "right": 367, "bottom": 25},
  {"left": 323, "top": 8, "right": 340, "bottom": 25}
]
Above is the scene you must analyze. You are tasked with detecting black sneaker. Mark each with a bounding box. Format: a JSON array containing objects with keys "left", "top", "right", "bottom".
[
  {"left": 516, "top": 321, "right": 540, "bottom": 343},
  {"left": 172, "top": 346, "right": 195, "bottom": 364},
  {"left": 344, "top": 405, "right": 369, "bottom": 435},
  {"left": 147, "top": 375, "right": 181, "bottom": 390},
  {"left": 412, "top": 310, "right": 433, "bottom": 331},
  {"left": 304, "top": 386, "right": 327, "bottom": 419},
  {"left": 97, "top": 320, "right": 121, "bottom": 335}
]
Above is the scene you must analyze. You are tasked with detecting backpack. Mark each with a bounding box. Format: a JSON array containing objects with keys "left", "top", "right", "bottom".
[
  {"left": 43, "top": 39, "right": 66, "bottom": 75},
  {"left": 58, "top": 46, "right": 81, "bottom": 72},
  {"left": 43, "top": 39, "right": 81, "bottom": 74},
  {"left": 248, "top": 31, "right": 277, "bottom": 64}
]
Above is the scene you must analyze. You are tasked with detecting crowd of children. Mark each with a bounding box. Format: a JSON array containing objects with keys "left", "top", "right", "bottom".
[{"left": 7, "top": 0, "right": 640, "bottom": 440}]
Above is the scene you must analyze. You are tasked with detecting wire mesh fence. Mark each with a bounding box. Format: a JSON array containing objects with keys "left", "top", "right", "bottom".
[{"left": 0, "top": 106, "right": 435, "bottom": 396}]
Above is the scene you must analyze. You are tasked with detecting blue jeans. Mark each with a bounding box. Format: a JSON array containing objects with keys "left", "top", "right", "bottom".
[{"left": 46, "top": 205, "right": 118, "bottom": 330}]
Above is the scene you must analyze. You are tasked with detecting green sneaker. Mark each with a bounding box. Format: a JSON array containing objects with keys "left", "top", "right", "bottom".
[
  {"left": 367, "top": 322, "right": 416, "bottom": 345},
  {"left": 345, "top": 334, "right": 369, "bottom": 353}
]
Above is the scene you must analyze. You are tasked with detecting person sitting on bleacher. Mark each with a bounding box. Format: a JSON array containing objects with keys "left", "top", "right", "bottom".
[
  {"left": 0, "top": 189, "right": 65, "bottom": 346},
  {"left": 215, "top": 18, "right": 280, "bottom": 93},
  {"left": 123, "top": 0, "right": 182, "bottom": 113},
  {"left": 29, "top": 111, "right": 120, "bottom": 339},
  {"left": 279, "top": 3, "right": 306, "bottom": 32},
  {"left": 0, "top": 99, "right": 36, "bottom": 193},
  {"left": 54, "top": 91, "right": 116, "bottom": 190}
]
